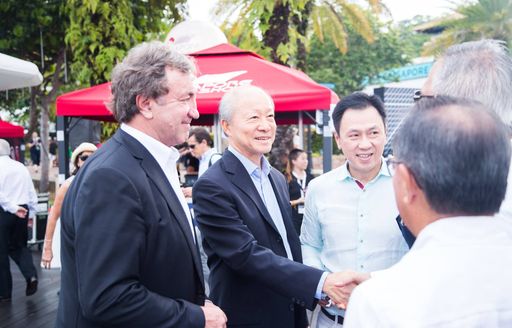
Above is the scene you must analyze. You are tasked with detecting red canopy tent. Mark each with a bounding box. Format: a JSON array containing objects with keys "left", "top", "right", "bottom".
[
  {"left": 56, "top": 43, "right": 337, "bottom": 177},
  {"left": 0, "top": 119, "right": 24, "bottom": 138},
  {"left": 0, "top": 120, "right": 25, "bottom": 162},
  {"left": 56, "top": 43, "right": 336, "bottom": 125}
]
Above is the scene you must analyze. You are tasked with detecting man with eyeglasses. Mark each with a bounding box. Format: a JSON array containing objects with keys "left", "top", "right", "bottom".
[
  {"left": 300, "top": 92, "right": 409, "bottom": 327},
  {"left": 57, "top": 41, "right": 227, "bottom": 328},
  {"left": 343, "top": 96, "right": 512, "bottom": 327},
  {"left": 421, "top": 39, "right": 512, "bottom": 220}
]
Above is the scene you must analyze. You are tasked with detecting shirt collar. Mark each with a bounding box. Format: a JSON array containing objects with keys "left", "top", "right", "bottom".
[
  {"left": 200, "top": 148, "right": 215, "bottom": 161},
  {"left": 339, "top": 157, "right": 390, "bottom": 183},
  {"left": 228, "top": 145, "right": 271, "bottom": 178},
  {"left": 121, "top": 123, "right": 180, "bottom": 169}
]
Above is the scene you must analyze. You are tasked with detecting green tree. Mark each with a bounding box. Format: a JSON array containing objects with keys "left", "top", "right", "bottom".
[
  {"left": 307, "top": 20, "right": 421, "bottom": 96},
  {"left": 65, "top": 0, "right": 186, "bottom": 86},
  {"left": 0, "top": 0, "right": 68, "bottom": 192},
  {"left": 215, "top": 0, "right": 386, "bottom": 172},
  {"left": 215, "top": 0, "right": 385, "bottom": 67},
  {"left": 0, "top": 0, "right": 186, "bottom": 191},
  {"left": 424, "top": 0, "right": 512, "bottom": 54}
]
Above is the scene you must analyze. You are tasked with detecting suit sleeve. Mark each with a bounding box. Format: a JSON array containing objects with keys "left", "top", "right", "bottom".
[
  {"left": 193, "top": 175, "right": 323, "bottom": 310},
  {"left": 72, "top": 167, "right": 204, "bottom": 328}
]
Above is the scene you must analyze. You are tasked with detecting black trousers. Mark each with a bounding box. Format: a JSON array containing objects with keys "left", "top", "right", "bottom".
[{"left": 0, "top": 207, "right": 37, "bottom": 298}]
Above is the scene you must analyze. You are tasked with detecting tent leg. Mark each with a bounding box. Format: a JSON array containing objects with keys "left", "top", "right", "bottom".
[
  {"left": 298, "top": 111, "right": 304, "bottom": 149},
  {"left": 322, "top": 110, "right": 332, "bottom": 173},
  {"left": 213, "top": 114, "right": 223, "bottom": 152},
  {"left": 57, "top": 116, "right": 70, "bottom": 184}
]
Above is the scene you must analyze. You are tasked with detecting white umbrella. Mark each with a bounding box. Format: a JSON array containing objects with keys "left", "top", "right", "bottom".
[{"left": 0, "top": 53, "right": 43, "bottom": 91}]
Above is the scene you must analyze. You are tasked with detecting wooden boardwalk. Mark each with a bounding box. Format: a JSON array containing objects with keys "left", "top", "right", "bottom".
[{"left": 0, "top": 249, "right": 60, "bottom": 328}]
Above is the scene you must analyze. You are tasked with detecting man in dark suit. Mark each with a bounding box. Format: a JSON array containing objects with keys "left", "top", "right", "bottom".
[
  {"left": 193, "top": 86, "right": 354, "bottom": 328},
  {"left": 57, "top": 41, "right": 227, "bottom": 328}
]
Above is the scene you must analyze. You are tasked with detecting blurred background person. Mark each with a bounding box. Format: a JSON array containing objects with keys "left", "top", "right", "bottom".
[
  {"left": 49, "top": 136, "right": 58, "bottom": 167},
  {"left": 286, "top": 148, "right": 313, "bottom": 235},
  {"left": 182, "top": 127, "right": 221, "bottom": 198},
  {"left": 0, "top": 139, "right": 39, "bottom": 302},
  {"left": 41, "top": 142, "right": 97, "bottom": 269},
  {"left": 27, "top": 131, "right": 41, "bottom": 172}
]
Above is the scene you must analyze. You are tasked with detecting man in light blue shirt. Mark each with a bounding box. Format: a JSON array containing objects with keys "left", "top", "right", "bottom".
[{"left": 301, "top": 92, "right": 409, "bottom": 327}]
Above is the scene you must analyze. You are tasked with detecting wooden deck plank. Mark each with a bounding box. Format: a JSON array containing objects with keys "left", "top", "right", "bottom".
[{"left": 0, "top": 249, "right": 60, "bottom": 328}]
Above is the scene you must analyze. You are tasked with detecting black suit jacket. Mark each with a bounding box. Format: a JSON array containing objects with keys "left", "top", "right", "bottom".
[
  {"left": 193, "top": 150, "right": 323, "bottom": 328},
  {"left": 57, "top": 129, "right": 205, "bottom": 327}
]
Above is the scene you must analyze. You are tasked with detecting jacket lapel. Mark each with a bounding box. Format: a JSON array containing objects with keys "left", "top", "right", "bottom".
[
  {"left": 115, "top": 130, "right": 204, "bottom": 286},
  {"left": 223, "top": 151, "right": 280, "bottom": 234},
  {"left": 269, "top": 170, "right": 302, "bottom": 261}
]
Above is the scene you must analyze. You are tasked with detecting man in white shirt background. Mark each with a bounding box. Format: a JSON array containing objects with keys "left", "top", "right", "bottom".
[
  {"left": 300, "top": 92, "right": 409, "bottom": 327},
  {"left": 344, "top": 96, "right": 512, "bottom": 327},
  {"left": 0, "top": 138, "right": 39, "bottom": 302},
  {"left": 182, "top": 127, "right": 221, "bottom": 198}
]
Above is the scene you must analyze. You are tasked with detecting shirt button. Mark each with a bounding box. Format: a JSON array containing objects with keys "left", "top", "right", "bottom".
[
  {"left": 360, "top": 264, "right": 364, "bottom": 269},
  {"left": 360, "top": 239, "right": 363, "bottom": 243},
  {"left": 289, "top": 304, "right": 295, "bottom": 311},
  {"left": 360, "top": 214, "right": 364, "bottom": 218}
]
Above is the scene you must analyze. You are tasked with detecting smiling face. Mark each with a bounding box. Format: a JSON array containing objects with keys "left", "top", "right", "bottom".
[
  {"left": 221, "top": 88, "right": 276, "bottom": 165},
  {"left": 335, "top": 106, "right": 386, "bottom": 183},
  {"left": 146, "top": 67, "right": 199, "bottom": 146}
]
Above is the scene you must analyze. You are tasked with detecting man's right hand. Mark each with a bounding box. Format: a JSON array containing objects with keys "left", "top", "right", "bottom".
[
  {"left": 322, "top": 270, "right": 370, "bottom": 309},
  {"left": 201, "top": 301, "right": 227, "bottom": 328},
  {"left": 15, "top": 206, "right": 28, "bottom": 218}
]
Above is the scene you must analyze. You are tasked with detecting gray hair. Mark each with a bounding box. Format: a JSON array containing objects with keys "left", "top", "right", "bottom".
[
  {"left": 0, "top": 139, "right": 10, "bottom": 156},
  {"left": 393, "top": 96, "right": 510, "bottom": 215},
  {"left": 219, "top": 85, "right": 274, "bottom": 123},
  {"left": 109, "top": 41, "right": 196, "bottom": 123},
  {"left": 432, "top": 39, "right": 512, "bottom": 126}
]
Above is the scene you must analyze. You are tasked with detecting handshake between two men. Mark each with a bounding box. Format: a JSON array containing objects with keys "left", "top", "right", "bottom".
[{"left": 321, "top": 271, "right": 371, "bottom": 309}]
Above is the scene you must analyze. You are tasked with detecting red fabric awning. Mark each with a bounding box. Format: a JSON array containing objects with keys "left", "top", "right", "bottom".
[
  {"left": 0, "top": 120, "right": 24, "bottom": 138},
  {"left": 56, "top": 43, "right": 337, "bottom": 123}
]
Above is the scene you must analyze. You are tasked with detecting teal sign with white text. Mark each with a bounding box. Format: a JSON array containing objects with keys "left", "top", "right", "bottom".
[{"left": 363, "top": 62, "right": 434, "bottom": 85}]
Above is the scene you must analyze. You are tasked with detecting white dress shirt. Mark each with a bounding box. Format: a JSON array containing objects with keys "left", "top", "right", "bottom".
[
  {"left": 344, "top": 216, "right": 512, "bottom": 328},
  {"left": 497, "top": 149, "right": 512, "bottom": 219},
  {"left": 198, "top": 148, "right": 221, "bottom": 177},
  {"left": 301, "top": 160, "right": 408, "bottom": 317},
  {"left": 121, "top": 124, "right": 195, "bottom": 240},
  {"left": 0, "top": 155, "right": 37, "bottom": 218}
]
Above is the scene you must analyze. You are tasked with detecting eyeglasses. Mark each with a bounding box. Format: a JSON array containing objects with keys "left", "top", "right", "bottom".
[
  {"left": 413, "top": 90, "right": 436, "bottom": 102},
  {"left": 79, "top": 155, "right": 89, "bottom": 161},
  {"left": 385, "top": 157, "right": 402, "bottom": 176},
  {"left": 386, "top": 157, "right": 424, "bottom": 189}
]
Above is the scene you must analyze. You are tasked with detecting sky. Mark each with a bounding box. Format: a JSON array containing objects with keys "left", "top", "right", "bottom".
[{"left": 188, "top": 0, "right": 466, "bottom": 24}]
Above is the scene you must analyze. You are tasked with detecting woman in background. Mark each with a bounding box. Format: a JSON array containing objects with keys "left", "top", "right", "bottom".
[
  {"left": 41, "top": 142, "right": 97, "bottom": 269},
  {"left": 286, "top": 148, "right": 314, "bottom": 235}
]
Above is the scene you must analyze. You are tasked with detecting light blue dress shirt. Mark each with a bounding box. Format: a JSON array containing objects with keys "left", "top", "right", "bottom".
[{"left": 301, "top": 159, "right": 409, "bottom": 316}]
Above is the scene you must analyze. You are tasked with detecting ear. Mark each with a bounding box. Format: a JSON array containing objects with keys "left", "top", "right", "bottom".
[
  {"left": 333, "top": 131, "right": 343, "bottom": 152},
  {"left": 135, "top": 94, "right": 153, "bottom": 119},
  {"left": 395, "top": 164, "right": 422, "bottom": 206},
  {"left": 221, "top": 119, "right": 230, "bottom": 137}
]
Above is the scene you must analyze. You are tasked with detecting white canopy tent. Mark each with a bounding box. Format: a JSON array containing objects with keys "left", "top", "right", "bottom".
[{"left": 0, "top": 53, "right": 43, "bottom": 91}]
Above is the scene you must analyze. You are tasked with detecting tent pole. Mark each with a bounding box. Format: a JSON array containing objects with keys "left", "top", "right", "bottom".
[
  {"left": 298, "top": 111, "right": 304, "bottom": 149},
  {"left": 57, "top": 116, "right": 69, "bottom": 184},
  {"left": 322, "top": 110, "right": 332, "bottom": 173},
  {"left": 213, "top": 114, "right": 222, "bottom": 152}
]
